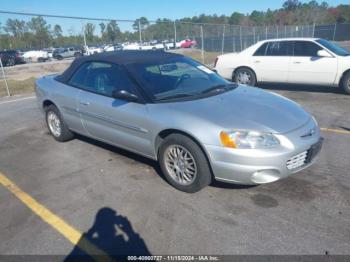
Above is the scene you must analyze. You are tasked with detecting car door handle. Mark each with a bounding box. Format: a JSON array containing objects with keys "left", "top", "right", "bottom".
[
  {"left": 254, "top": 60, "right": 260, "bottom": 63},
  {"left": 80, "top": 101, "right": 90, "bottom": 106},
  {"left": 293, "top": 61, "right": 301, "bottom": 64}
]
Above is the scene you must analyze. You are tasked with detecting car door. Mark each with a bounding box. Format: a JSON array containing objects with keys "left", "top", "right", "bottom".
[
  {"left": 288, "top": 41, "right": 338, "bottom": 85},
  {"left": 53, "top": 80, "right": 86, "bottom": 135},
  {"left": 71, "top": 61, "right": 154, "bottom": 158},
  {"left": 68, "top": 47, "right": 75, "bottom": 57},
  {"left": 252, "top": 41, "right": 292, "bottom": 83}
]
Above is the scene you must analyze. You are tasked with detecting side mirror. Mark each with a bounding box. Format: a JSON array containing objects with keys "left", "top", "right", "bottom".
[
  {"left": 317, "top": 49, "right": 332, "bottom": 57},
  {"left": 112, "top": 90, "right": 139, "bottom": 102}
]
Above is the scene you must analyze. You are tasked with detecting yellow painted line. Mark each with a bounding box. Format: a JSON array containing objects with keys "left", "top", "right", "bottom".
[
  {"left": 321, "top": 128, "right": 350, "bottom": 135},
  {"left": 0, "top": 172, "right": 112, "bottom": 262}
]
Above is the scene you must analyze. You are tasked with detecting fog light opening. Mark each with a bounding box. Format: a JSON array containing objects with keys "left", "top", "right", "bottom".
[{"left": 252, "top": 170, "right": 280, "bottom": 184}]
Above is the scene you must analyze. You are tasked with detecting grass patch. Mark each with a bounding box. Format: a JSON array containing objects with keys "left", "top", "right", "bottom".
[
  {"left": 188, "top": 51, "right": 221, "bottom": 66},
  {"left": 0, "top": 77, "right": 35, "bottom": 97}
]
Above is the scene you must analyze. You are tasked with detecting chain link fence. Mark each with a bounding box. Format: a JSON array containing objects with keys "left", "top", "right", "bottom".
[{"left": 1, "top": 10, "right": 350, "bottom": 97}]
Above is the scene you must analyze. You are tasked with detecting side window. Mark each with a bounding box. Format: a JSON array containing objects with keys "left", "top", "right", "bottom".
[
  {"left": 266, "top": 41, "right": 292, "bottom": 56},
  {"left": 294, "top": 41, "right": 322, "bottom": 57},
  {"left": 68, "top": 62, "right": 136, "bottom": 97},
  {"left": 253, "top": 43, "right": 268, "bottom": 56}
]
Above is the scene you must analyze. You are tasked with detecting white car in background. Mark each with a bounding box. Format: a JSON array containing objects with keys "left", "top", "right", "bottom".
[
  {"left": 84, "top": 46, "right": 103, "bottom": 55},
  {"left": 123, "top": 42, "right": 165, "bottom": 51},
  {"left": 214, "top": 38, "right": 350, "bottom": 94},
  {"left": 22, "top": 50, "right": 49, "bottom": 62}
]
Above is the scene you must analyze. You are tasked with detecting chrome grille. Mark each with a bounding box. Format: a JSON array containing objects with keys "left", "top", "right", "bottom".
[{"left": 286, "top": 150, "right": 308, "bottom": 170}]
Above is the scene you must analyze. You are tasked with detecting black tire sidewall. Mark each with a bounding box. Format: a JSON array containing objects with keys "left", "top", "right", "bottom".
[
  {"left": 342, "top": 73, "right": 350, "bottom": 95},
  {"left": 234, "top": 68, "right": 257, "bottom": 86},
  {"left": 158, "top": 134, "right": 212, "bottom": 193},
  {"left": 45, "top": 105, "right": 74, "bottom": 142}
]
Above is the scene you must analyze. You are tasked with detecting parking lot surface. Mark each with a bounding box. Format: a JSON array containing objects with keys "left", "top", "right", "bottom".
[{"left": 0, "top": 84, "right": 349, "bottom": 257}]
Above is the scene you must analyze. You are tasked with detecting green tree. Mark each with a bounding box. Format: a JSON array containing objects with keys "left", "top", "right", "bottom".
[
  {"left": 84, "top": 23, "right": 95, "bottom": 43},
  {"left": 229, "top": 12, "right": 244, "bottom": 25},
  {"left": 106, "top": 20, "right": 120, "bottom": 43},
  {"left": 250, "top": 11, "right": 265, "bottom": 25},
  {"left": 27, "top": 16, "right": 51, "bottom": 48},
  {"left": 52, "top": 24, "right": 62, "bottom": 38},
  {"left": 133, "top": 17, "right": 149, "bottom": 31},
  {"left": 4, "top": 19, "right": 27, "bottom": 37},
  {"left": 283, "top": 0, "right": 301, "bottom": 11}
]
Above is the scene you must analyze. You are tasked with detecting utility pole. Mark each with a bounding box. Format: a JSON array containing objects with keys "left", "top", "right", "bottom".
[
  {"left": 173, "top": 20, "right": 177, "bottom": 47},
  {"left": 200, "top": 25, "right": 204, "bottom": 64},
  {"left": 138, "top": 20, "right": 142, "bottom": 44},
  {"left": 333, "top": 23, "right": 337, "bottom": 41},
  {"left": 239, "top": 26, "right": 242, "bottom": 51},
  {"left": 0, "top": 58, "right": 10, "bottom": 97},
  {"left": 221, "top": 24, "right": 225, "bottom": 54}
]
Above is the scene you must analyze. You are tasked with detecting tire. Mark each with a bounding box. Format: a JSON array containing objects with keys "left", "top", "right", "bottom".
[
  {"left": 7, "top": 58, "right": 15, "bottom": 66},
  {"left": 341, "top": 71, "right": 350, "bottom": 95},
  {"left": 233, "top": 67, "right": 257, "bottom": 86},
  {"left": 45, "top": 105, "right": 74, "bottom": 142},
  {"left": 158, "top": 134, "right": 212, "bottom": 193}
]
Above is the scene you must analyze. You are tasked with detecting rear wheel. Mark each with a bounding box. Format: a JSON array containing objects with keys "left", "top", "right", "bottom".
[
  {"left": 45, "top": 105, "right": 74, "bottom": 142},
  {"left": 7, "top": 58, "right": 15, "bottom": 66},
  {"left": 233, "top": 67, "right": 257, "bottom": 86},
  {"left": 341, "top": 71, "right": 350, "bottom": 95},
  {"left": 158, "top": 134, "right": 212, "bottom": 193}
]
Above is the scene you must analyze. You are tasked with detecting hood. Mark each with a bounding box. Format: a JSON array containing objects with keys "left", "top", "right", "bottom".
[{"left": 156, "top": 85, "right": 310, "bottom": 134}]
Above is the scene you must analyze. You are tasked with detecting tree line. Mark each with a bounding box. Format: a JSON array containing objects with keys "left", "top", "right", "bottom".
[{"left": 0, "top": 0, "right": 349, "bottom": 50}]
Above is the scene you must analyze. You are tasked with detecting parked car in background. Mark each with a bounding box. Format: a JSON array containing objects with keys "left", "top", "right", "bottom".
[
  {"left": 22, "top": 50, "right": 49, "bottom": 63},
  {"left": 53, "top": 47, "right": 82, "bottom": 60},
  {"left": 36, "top": 51, "right": 322, "bottom": 193},
  {"left": 214, "top": 38, "right": 350, "bottom": 94},
  {"left": 84, "top": 46, "right": 103, "bottom": 55},
  {"left": 180, "top": 39, "right": 197, "bottom": 48},
  {"left": 104, "top": 44, "right": 123, "bottom": 52},
  {"left": 43, "top": 48, "right": 54, "bottom": 58},
  {"left": 0, "top": 50, "right": 25, "bottom": 66},
  {"left": 123, "top": 42, "right": 165, "bottom": 51}
]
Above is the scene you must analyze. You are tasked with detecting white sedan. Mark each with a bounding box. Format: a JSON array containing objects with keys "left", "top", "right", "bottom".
[{"left": 214, "top": 38, "right": 350, "bottom": 94}]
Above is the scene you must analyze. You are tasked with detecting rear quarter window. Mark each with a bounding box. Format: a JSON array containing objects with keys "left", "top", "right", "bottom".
[{"left": 253, "top": 43, "right": 268, "bottom": 56}]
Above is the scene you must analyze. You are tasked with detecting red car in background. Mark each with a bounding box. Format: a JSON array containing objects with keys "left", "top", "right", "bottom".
[{"left": 180, "top": 39, "right": 197, "bottom": 48}]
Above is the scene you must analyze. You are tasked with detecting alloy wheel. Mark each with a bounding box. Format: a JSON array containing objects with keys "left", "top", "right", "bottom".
[{"left": 163, "top": 145, "right": 197, "bottom": 186}]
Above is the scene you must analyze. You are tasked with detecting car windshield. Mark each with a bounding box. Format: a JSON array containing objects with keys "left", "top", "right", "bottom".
[
  {"left": 126, "top": 56, "right": 235, "bottom": 102},
  {"left": 316, "top": 39, "right": 350, "bottom": 56}
]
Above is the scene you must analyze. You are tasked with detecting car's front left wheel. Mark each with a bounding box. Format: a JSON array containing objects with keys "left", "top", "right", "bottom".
[
  {"left": 341, "top": 71, "right": 350, "bottom": 95},
  {"left": 158, "top": 134, "right": 212, "bottom": 193},
  {"left": 45, "top": 105, "right": 74, "bottom": 142}
]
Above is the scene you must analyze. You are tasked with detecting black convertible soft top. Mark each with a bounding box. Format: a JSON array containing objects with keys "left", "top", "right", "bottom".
[{"left": 57, "top": 50, "right": 183, "bottom": 83}]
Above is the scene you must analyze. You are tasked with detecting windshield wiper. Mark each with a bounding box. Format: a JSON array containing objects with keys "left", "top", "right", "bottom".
[
  {"left": 156, "top": 93, "right": 197, "bottom": 101},
  {"left": 201, "top": 84, "right": 236, "bottom": 94}
]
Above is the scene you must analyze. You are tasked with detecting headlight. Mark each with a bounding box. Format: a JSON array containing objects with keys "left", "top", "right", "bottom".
[{"left": 220, "top": 130, "right": 280, "bottom": 149}]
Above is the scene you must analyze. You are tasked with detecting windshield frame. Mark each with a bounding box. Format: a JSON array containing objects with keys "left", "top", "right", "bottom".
[
  {"left": 316, "top": 39, "right": 350, "bottom": 57},
  {"left": 125, "top": 56, "right": 236, "bottom": 103}
]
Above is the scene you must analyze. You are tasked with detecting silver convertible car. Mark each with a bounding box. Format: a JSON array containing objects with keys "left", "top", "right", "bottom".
[{"left": 36, "top": 51, "right": 322, "bottom": 193}]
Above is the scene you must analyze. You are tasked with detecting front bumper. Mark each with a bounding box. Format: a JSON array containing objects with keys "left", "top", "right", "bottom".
[{"left": 205, "top": 119, "right": 323, "bottom": 185}]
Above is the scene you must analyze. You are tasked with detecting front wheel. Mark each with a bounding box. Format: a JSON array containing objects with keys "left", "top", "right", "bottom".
[
  {"left": 45, "top": 105, "right": 74, "bottom": 142},
  {"left": 158, "top": 134, "right": 212, "bottom": 193},
  {"left": 233, "top": 68, "right": 257, "bottom": 86},
  {"left": 341, "top": 72, "right": 350, "bottom": 95}
]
